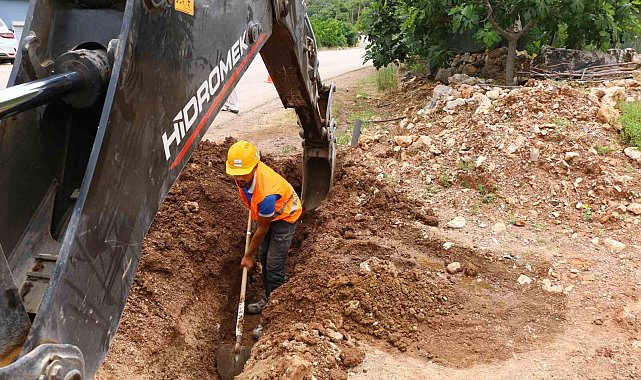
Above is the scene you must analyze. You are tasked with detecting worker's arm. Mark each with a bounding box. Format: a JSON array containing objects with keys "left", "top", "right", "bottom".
[{"left": 241, "top": 215, "right": 272, "bottom": 268}]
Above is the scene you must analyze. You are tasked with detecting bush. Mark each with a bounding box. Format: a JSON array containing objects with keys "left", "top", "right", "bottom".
[
  {"left": 620, "top": 101, "right": 641, "bottom": 148},
  {"left": 310, "top": 17, "right": 357, "bottom": 47}
]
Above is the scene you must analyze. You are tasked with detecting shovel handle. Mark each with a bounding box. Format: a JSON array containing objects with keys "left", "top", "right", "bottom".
[{"left": 234, "top": 211, "right": 252, "bottom": 352}]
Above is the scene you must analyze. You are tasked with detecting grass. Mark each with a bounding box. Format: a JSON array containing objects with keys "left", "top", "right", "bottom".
[
  {"left": 596, "top": 145, "right": 612, "bottom": 155},
  {"left": 620, "top": 101, "right": 641, "bottom": 148},
  {"left": 508, "top": 212, "right": 518, "bottom": 225},
  {"left": 376, "top": 64, "right": 399, "bottom": 91},
  {"left": 551, "top": 116, "right": 571, "bottom": 127},
  {"left": 478, "top": 184, "right": 498, "bottom": 204},
  {"left": 439, "top": 171, "right": 452, "bottom": 188},
  {"left": 582, "top": 205, "right": 593, "bottom": 222},
  {"left": 457, "top": 160, "right": 476, "bottom": 172}
]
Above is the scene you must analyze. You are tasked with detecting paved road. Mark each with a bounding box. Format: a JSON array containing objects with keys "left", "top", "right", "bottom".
[{"left": 212, "top": 47, "right": 369, "bottom": 125}]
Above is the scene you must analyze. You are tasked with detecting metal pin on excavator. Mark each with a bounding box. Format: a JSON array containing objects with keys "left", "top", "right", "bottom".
[{"left": 0, "top": 0, "right": 335, "bottom": 378}]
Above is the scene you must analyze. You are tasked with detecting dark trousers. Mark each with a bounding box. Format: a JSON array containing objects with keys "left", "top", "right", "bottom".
[{"left": 259, "top": 219, "right": 297, "bottom": 298}]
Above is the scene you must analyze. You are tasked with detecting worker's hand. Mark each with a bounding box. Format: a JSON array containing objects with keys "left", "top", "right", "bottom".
[{"left": 240, "top": 255, "right": 255, "bottom": 269}]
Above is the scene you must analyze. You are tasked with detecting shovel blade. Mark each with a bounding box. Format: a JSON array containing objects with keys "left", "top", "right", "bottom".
[{"left": 216, "top": 343, "right": 251, "bottom": 380}]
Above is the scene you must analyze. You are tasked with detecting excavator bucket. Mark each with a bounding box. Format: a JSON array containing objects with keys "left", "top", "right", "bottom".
[{"left": 0, "top": 0, "right": 335, "bottom": 378}]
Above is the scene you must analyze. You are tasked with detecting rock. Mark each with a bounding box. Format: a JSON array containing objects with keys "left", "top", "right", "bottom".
[
  {"left": 475, "top": 155, "right": 487, "bottom": 167},
  {"left": 591, "top": 237, "right": 600, "bottom": 245},
  {"left": 603, "top": 238, "right": 626, "bottom": 252},
  {"left": 530, "top": 147, "right": 540, "bottom": 162},
  {"left": 393, "top": 135, "right": 414, "bottom": 147},
  {"left": 411, "top": 135, "right": 433, "bottom": 150},
  {"left": 628, "top": 203, "right": 641, "bottom": 215},
  {"left": 597, "top": 103, "right": 620, "bottom": 128},
  {"left": 435, "top": 68, "right": 453, "bottom": 84},
  {"left": 533, "top": 46, "right": 634, "bottom": 72},
  {"left": 486, "top": 90, "right": 501, "bottom": 100},
  {"left": 446, "top": 216, "right": 466, "bottom": 229},
  {"left": 517, "top": 274, "right": 533, "bottom": 285},
  {"left": 183, "top": 201, "right": 199, "bottom": 213},
  {"left": 564, "top": 152, "right": 580, "bottom": 161},
  {"left": 283, "top": 355, "right": 313, "bottom": 380},
  {"left": 442, "top": 242, "right": 454, "bottom": 250},
  {"left": 464, "top": 264, "right": 479, "bottom": 277},
  {"left": 446, "top": 262, "right": 462, "bottom": 274},
  {"left": 624, "top": 147, "right": 641, "bottom": 162},
  {"left": 324, "top": 329, "right": 344, "bottom": 343},
  {"left": 541, "top": 279, "right": 563, "bottom": 293},
  {"left": 474, "top": 95, "right": 493, "bottom": 115},
  {"left": 444, "top": 98, "right": 467, "bottom": 111},
  {"left": 492, "top": 222, "right": 507, "bottom": 234},
  {"left": 563, "top": 285, "right": 575, "bottom": 294},
  {"left": 426, "top": 85, "right": 454, "bottom": 109}
]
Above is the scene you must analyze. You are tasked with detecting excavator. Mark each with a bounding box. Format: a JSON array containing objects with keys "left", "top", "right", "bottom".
[{"left": 0, "top": 0, "right": 336, "bottom": 378}]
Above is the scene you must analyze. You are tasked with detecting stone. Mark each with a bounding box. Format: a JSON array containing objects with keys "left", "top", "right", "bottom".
[
  {"left": 564, "top": 152, "right": 580, "bottom": 161},
  {"left": 183, "top": 201, "right": 199, "bottom": 213},
  {"left": 597, "top": 103, "right": 620, "bottom": 128},
  {"left": 628, "top": 203, "right": 641, "bottom": 215},
  {"left": 446, "top": 216, "right": 466, "bottom": 229},
  {"left": 435, "top": 68, "right": 453, "bottom": 84},
  {"left": 492, "top": 222, "right": 507, "bottom": 234},
  {"left": 530, "top": 147, "right": 540, "bottom": 162},
  {"left": 517, "top": 274, "right": 533, "bottom": 285},
  {"left": 393, "top": 135, "right": 414, "bottom": 147},
  {"left": 533, "top": 46, "right": 634, "bottom": 72},
  {"left": 324, "top": 329, "right": 344, "bottom": 343},
  {"left": 591, "top": 237, "right": 600, "bottom": 246},
  {"left": 486, "top": 90, "right": 501, "bottom": 100},
  {"left": 427, "top": 85, "right": 454, "bottom": 109},
  {"left": 475, "top": 155, "right": 487, "bottom": 167},
  {"left": 442, "top": 242, "right": 454, "bottom": 250},
  {"left": 446, "top": 262, "right": 462, "bottom": 274},
  {"left": 541, "top": 279, "right": 563, "bottom": 293},
  {"left": 411, "top": 135, "right": 432, "bottom": 150},
  {"left": 603, "top": 238, "right": 626, "bottom": 252},
  {"left": 444, "top": 98, "right": 467, "bottom": 111},
  {"left": 464, "top": 264, "right": 479, "bottom": 277},
  {"left": 474, "top": 95, "right": 492, "bottom": 115},
  {"left": 624, "top": 147, "right": 641, "bottom": 162}
]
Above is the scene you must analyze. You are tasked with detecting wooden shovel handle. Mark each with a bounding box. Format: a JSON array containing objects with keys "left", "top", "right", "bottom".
[{"left": 234, "top": 211, "right": 252, "bottom": 351}]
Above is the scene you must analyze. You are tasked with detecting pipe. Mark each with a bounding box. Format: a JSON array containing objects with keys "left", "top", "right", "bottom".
[{"left": 0, "top": 71, "right": 83, "bottom": 119}]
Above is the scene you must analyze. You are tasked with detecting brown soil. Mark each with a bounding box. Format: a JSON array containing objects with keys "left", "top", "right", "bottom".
[{"left": 97, "top": 68, "right": 641, "bottom": 380}]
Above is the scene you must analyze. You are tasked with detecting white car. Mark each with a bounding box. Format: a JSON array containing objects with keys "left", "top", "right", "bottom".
[{"left": 0, "top": 18, "right": 18, "bottom": 64}]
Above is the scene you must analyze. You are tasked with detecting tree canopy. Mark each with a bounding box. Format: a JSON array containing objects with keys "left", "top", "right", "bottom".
[{"left": 364, "top": 0, "right": 641, "bottom": 83}]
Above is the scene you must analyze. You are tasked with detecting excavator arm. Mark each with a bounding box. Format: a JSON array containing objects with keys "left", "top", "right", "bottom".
[{"left": 0, "top": 0, "right": 335, "bottom": 378}]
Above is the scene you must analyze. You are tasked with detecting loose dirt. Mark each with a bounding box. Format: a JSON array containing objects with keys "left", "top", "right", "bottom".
[{"left": 97, "top": 67, "right": 640, "bottom": 380}]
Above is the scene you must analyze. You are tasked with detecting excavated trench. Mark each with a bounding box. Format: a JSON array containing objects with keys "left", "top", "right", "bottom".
[{"left": 97, "top": 140, "right": 567, "bottom": 380}]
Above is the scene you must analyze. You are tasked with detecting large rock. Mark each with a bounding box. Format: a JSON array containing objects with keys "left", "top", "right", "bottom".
[
  {"left": 597, "top": 103, "right": 620, "bottom": 128},
  {"left": 533, "top": 46, "right": 640, "bottom": 72},
  {"left": 624, "top": 147, "right": 641, "bottom": 162},
  {"left": 435, "top": 68, "right": 453, "bottom": 84},
  {"left": 426, "top": 85, "right": 453, "bottom": 109}
]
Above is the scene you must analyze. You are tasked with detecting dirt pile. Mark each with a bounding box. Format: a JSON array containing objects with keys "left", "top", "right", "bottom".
[
  {"left": 238, "top": 153, "right": 567, "bottom": 379},
  {"left": 362, "top": 77, "right": 641, "bottom": 244},
  {"left": 97, "top": 139, "right": 265, "bottom": 379}
]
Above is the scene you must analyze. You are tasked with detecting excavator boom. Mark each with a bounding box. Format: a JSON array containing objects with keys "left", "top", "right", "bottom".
[{"left": 0, "top": 1, "right": 335, "bottom": 378}]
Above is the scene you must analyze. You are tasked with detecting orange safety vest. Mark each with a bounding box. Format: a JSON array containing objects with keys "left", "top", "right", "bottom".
[{"left": 236, "top": 162, "right": 302, "bottom": 223}]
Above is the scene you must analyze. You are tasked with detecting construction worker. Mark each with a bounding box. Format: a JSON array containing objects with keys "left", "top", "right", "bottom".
[{"left": 225, "top": 140, "right": 302, "bottom": 339}]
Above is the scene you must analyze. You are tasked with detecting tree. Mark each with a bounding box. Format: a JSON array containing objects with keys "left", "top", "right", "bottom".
[{"left": 364, "top": 0, "right": 641, "bottom": 84}]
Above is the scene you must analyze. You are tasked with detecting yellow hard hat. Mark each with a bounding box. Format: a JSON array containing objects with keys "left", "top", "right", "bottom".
[{"left": 226, "top": 140, "right": 260, "bottom": 176}]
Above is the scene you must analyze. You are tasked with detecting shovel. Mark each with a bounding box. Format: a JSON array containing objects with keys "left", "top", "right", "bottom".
[{"left": 216, "top": 210, "right": 253, "bottom": 379}]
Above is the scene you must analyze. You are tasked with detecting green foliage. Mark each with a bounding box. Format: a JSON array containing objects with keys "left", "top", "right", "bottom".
[
  {"left": 364, "top": 0, "right": 641, "bottom": 71},
  {"left": 307, "top": 0, "right": 366, "bottom": 47},
  {"left": 595, "top": 145, "right": 612, "bottom": 155},
  {"left": 376, "top": 64, "right": 399, "bottom": 91},
  {"left": 310, "top": 18, "right": 352, "bottom": 47},
  {"left": 620, "top": 101, "right": 641, "bottom": 148}
]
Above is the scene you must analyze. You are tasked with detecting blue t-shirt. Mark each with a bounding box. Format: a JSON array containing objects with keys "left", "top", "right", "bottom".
[{"left": 242, "top": 188, "right": 279, "bottom": 217}]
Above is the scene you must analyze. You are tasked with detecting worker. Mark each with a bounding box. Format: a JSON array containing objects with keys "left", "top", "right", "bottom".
[
  {"left": 222, "top": 88, "right": 240, "bottom": 114},
  {"left": 225, "top": 140, "right": 302, "bottom": 339}
]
